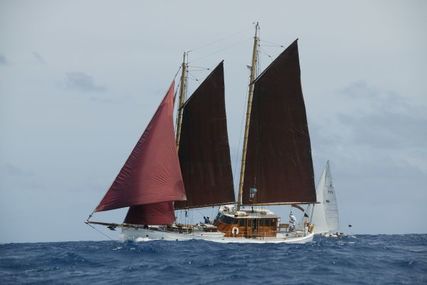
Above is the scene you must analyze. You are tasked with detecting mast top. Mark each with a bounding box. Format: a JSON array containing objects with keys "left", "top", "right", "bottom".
[{"left": 175, "top": 52, "right": 188, "bottom": 148}]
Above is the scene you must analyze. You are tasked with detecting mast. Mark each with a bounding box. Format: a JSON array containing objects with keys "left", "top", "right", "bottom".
[
  {"left": 237, "top": 22, "right": 260, "bottom": 210},
  {"left": 176, "top": 52, "right": 188, "bottom": 148}
]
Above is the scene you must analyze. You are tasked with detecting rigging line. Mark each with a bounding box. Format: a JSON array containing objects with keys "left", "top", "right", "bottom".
[
  {"left": 187, "top": 71, "right": 200, "bottom": 83},
  {"left": 86, "top": 222, "right": 115, "bottom": 241},
  {"left": 189, "top": 37, "right": 251, "bottom": 64},
  {"left": 260, "top": 43, "right": 286, "bottom": 48},
  {"left": 188, "top": 66, "right": 211, "bottom": 71},
  {"left": 259, "top": 47, "right": 273, "bottom": 60},
  {"left": 187, "top": 27, "right": 249, "bottom": 53},
  {"left": 87, "top": 211, "right": 95, "bottom": 221},
  {"left": 233, "top": 88, "right": 249, "bottom": 191},
  {"left": 259, "top": 39, "right": 285, "bottom": 48},
  {"left": 173, "top": 65, "right": 182, "bottom": 81},
  {"left": 257, "top": 27, "right": 261, "bottom": 76},
  {"left": 186, "top": 59, "right": 216, "bottom": 92}
]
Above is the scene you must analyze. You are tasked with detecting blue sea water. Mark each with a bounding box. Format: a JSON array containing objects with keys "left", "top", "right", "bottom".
[{"left": 1, "top": 235, "right": 426, "bottom": 284}]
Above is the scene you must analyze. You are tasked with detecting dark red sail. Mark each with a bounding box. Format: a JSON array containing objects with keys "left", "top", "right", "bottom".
[
  {"left": 175, "top": 62, "right": 235, "bottom": 209},
  {"left": 124, "top": 202, "right": 175, "bottom": 225},
  {"left": 242, "top": 40, "right": 316, "bottom": 205},
  {"left": 95, "top": 82, "right": 186, "bottom": 212}
]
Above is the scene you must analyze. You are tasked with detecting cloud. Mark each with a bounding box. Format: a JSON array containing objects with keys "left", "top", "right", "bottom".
[
  {"left": 311, "top": 80, "right": 427, "bottom": 176},
  {"left": 32, "top": 52, "right": 46, "bottom": 64},
  {"left": 2, "top": 163, "right": 33, "bottom": 177},
  {"left": 339, "top": 80, "right": 414, "bottom": 115},
  {"left": 0, "top": 54, "right": 8, "bottom": 65},
  {"left": 64, "top": 72, "right": 106, "bottom": 92},
  {"left": 336, "top": 81, "right": 427, "bottom": 150},
  {"left": 337, "top": 111, "right": 427, "bottom": 150}
]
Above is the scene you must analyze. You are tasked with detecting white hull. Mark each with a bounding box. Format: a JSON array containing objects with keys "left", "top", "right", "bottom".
[{"left": 122, "top": 227, "right": 314, "bottom": 244}]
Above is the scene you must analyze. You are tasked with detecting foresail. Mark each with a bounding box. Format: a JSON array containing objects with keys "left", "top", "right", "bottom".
[
  {"left": 95, "top": 82, "right": 186, "bottom": 212},
  {"left": 175, "top": 62, "right": 235, "bottom": 209},
  {"left": 242, "top": 40, "right": 316, "bottom": 205}
]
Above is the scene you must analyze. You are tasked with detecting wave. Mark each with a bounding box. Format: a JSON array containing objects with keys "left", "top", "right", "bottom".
[{"left": 0, "top": 235, "right": 426, "bottom": 284}]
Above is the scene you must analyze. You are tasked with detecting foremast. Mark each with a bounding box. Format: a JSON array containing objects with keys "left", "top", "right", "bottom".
[
  {"left": 237, "top": 22, "right": 260, "bottom": 210},
  {"left": 175, "top": 52, "right": 188, "bottom": 148}
]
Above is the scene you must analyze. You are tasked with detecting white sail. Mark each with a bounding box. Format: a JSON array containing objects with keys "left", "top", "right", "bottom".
[{"left": 312, "top": 161, "right": 339, "bottom": 234}]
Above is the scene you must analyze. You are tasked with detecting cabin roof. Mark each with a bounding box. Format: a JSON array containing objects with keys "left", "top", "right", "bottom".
[{"left": 220, "top": 206, "right": 279, "bottom": 219}]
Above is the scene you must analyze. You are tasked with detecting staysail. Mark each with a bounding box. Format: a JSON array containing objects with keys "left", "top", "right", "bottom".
[
  {"left": 312, "top": 161, "right": 339, "bottom": 233},
  {"left": 175, "top": 62, "right": 235, "bottom": 209},
  {"left": 242, "top": 40, "right": 316, "bottom": 205},
  {"left": 124, "top": 202, "right": 176, "bottom": 225},
  {"left": 94, "top": 82, "right": 186, "bottom": 222}
]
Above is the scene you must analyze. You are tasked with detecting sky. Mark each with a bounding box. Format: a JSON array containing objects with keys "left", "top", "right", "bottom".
[{"left": 0, "top": 0, "right": 426, "bottom": 243}]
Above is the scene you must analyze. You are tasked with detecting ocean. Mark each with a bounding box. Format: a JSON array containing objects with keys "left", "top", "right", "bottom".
[{"left": 1, "top": 235, "right": 426, "bottom": 284}]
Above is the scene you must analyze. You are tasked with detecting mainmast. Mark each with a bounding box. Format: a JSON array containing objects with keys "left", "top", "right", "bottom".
[
  {"left": 175, "top": 52, "right": 188, "bottom": 148},
  {"left": 237, "top": 23, "right": 260, "bottom": 210}
]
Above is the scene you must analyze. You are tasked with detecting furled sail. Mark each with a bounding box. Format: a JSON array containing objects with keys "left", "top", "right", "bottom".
[
  {"left": 175, "top": 62, "right": 235, "bottom": 209},
  {"left": 95, "top": 82, "right": 186, "bottom": 213},
  {"left": 312, "top": 161, "right": 339, "bottom": 233},
  {"left": 242, "top": 40, "right": 316, "bottom": 205}
]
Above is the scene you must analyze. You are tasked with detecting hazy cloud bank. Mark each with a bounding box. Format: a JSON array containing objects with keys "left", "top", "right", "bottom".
[{"left": 311, "top": 80, "right": 427, "bottom": 178}]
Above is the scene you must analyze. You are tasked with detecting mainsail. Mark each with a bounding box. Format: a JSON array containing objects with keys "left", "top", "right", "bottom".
[
  {"left": 312, "top": 161, "right": 339, "bottom": 233},
  {"left": 242, "top": 40, "right": 316, "bottom": 205},
  {"left": 175, "top": 62, "right": 235, "bottom": 209},
  {"left": 95, "top": 82, "right": 186, "bottom": 224}
]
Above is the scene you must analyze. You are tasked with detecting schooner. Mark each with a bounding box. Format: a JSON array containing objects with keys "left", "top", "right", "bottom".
[{"left": 86, "top": 23, "right": 317, "bottom": 243}]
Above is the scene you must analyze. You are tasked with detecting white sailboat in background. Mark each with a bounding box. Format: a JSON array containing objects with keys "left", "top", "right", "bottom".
[{"left": 311, "top": 161, "right": 343, "bottom": 237}]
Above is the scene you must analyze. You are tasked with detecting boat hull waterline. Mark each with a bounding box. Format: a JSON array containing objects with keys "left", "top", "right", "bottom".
[{"left": 122, "top": 227, "right": 314, "bottom": 244}]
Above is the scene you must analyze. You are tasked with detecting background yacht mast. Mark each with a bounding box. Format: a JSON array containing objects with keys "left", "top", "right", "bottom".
[{"left": 237, "top": 23, "right": 259, "bottom": 210}]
